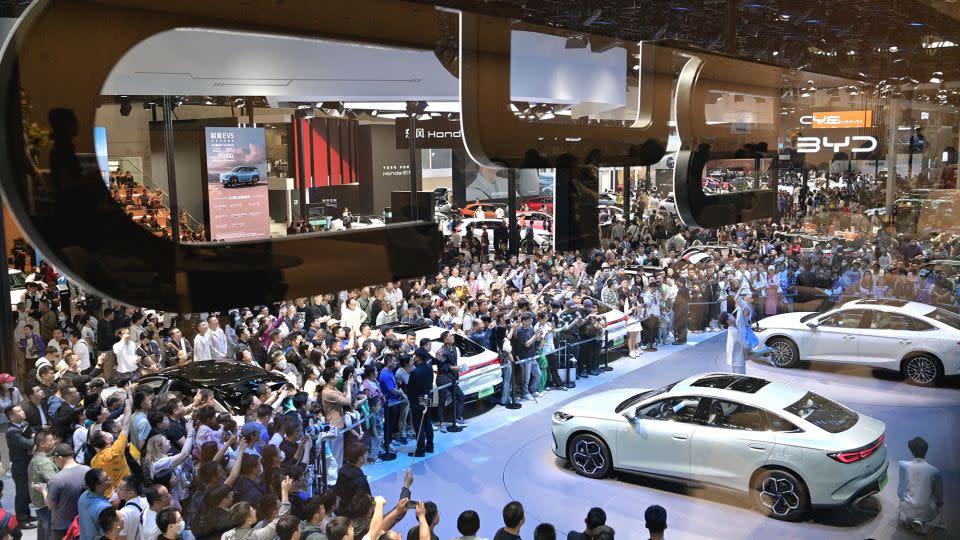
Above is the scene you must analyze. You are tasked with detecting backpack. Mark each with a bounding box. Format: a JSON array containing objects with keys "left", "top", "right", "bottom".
[
  {"left": 302, "top": 524, "right": 326, "bottom": 540},
  {"left": 63, "top": 515, "right": 80, "bottom": 540}
]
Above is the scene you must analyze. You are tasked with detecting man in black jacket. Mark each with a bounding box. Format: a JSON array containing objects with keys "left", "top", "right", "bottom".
[
  {"left": 673, "top": 279, "right": 690, "bottom": 345},
  {"left": 21, "top": 386, "right": 48, "bottom": 432},
  {"left": 5, "top": 405, "right": 37, "bottom": 527},
  {"left": 435, "top": 332, "right": 466, "bottom": 429},
  {"left": 406, "top": 348, "right": 434, "bottom": 457}
]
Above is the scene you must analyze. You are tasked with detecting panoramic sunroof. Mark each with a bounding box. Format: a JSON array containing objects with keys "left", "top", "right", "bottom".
[{"left": 692, "top": 375, "right": 771, "bottom": 393}]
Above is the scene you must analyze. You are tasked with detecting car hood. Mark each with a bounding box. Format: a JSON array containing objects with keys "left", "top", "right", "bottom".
[
  {"left": 562, "top": 388, "right": 646, "bottom": 420},
  {"left": 757, "top": 311, "right": 816, "bottom": 331}
]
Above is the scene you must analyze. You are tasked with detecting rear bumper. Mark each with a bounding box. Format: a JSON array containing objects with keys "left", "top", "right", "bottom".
[{"left": 812, "top": 455, "right": 889, "bottom": 508}]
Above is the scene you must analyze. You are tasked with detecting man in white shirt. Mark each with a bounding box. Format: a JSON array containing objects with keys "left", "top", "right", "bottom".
[
  {"left": 139, "top": 484, "right": 170, "bottom": 540},
  {"left": 46, "top": 328, "right": 64, "bottom": 357},
  {"left": 112, "top": 329, "right": 139, "bottom": 375},
  {"left": 193, "top": 322, "right": 212, "bottom": 361},
  {"left": 68, "top": 330, "right": 91, "bottom": 372},
  {"left": 474, "top": 207, "right": 485, "bottom": 220},
  {"left": 207, "top": 316, "right": 228, "bottom": 359},
  {"left": 898, "top": 437, "right": 944, "bottom": 534},
  {"left": 116, "top": 476, "right": 145, "bottom": 540}
]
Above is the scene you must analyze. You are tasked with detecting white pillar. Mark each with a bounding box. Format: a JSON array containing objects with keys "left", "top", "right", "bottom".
[{"left": 886, "top": 98, "right": 898, "bottom": 214}]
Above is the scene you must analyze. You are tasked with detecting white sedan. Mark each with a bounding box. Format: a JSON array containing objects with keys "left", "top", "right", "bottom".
[
  {"left": 552, "top": 373, "right": 888, "bottom": 521},
  {"left": 385, "top": 322, "right": 503, "bottom": 402},
  {"left": 755, "top": 298, "right": 960, "bottom": 386}
]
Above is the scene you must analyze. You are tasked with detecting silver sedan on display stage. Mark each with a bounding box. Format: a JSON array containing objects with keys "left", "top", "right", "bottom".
[
  {"left": 756, "top": 298, "right": 960, "bottom": 386},
  {"left": 552, "top": 373, "right": 888, "bottom": 521}
]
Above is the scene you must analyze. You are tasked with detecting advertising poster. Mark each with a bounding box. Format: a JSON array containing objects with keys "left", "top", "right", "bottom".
[{"left": 204, "top": 127, "right": 270, "bottom": 241}]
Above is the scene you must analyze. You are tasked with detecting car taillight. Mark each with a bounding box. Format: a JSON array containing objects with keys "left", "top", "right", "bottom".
[
  {"left": 461, "top": 357, "right": 501, "bottom": 376},
  {"left": 829, "top": 434, "right": 884, "bottom": 464}
]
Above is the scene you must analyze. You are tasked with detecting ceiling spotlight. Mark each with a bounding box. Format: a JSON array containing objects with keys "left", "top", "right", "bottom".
[
  {"left": 320, "top": 101, "right": 345, "bottom": 116},
  {"left": 930, "top": 76, "right": 943, "bottom": 84},
  {"left": 119, "top": 97, "right": 132, "bottom": 117},
  {"left": 370, "top": 109, "right": 378, "bottom": 117},
  {"left": 800, "top": 91, "right": 812, "bottom": 98},
  {"left": 847, "top": 50, "right": 856, "bottom": 55},
  {"left": 772, "top": 51, "right": 779, "bottom": 56},
  {"left": 406, "top": 101, "right": 428, "bottom": 116},
  {"left": 565, "top": 35, "right": 589, "bottom": 49},
  {"left": 888, "top": 45, "right": 899, "bottom": 52}
]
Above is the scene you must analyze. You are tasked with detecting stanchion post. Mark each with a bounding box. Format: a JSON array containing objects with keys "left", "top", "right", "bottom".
[
  {"left": 562, "top": 339, "right": 575, "bottom": 389},
  {"left": 318, "top": 436, "right": 328, "bottom": 493},
  {"left": 601, "top": 330, "right": 613, "bottom": 371}
]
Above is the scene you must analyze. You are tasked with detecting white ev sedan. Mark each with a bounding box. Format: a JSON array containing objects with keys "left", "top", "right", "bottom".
[
  {"left": 552, "top": 373, "right": 888, "bottom": 521},
  {"left": 755, "top": 298, "right": 960, "bottom": 386}
]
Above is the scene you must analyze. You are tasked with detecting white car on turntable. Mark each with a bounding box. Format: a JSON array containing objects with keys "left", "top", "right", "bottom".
[
  {"left": 755, "top": 298, "right": 960, "bottom": 386},
  {"left": 552, "top": 373, "right": 888, "bottom": 521}
]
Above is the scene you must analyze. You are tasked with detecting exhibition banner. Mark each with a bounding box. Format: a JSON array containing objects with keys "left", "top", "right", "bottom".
[
  {"left": 204, "top": 127, "right": 270, "bottom": 241},
  {"left": 799, "top": 110, "right": 873, "bottom": 129}
]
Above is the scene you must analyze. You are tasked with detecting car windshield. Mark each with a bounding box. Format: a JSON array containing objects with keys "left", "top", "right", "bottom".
[
  {"left": 615, "top": 383, "right": 676, "bottom": 413},
  {"left": 784, "top": 391, "right": 859, "bottom": 433},
  {"left": 925, "top": 308, "right": 960, "bottom": 331}
]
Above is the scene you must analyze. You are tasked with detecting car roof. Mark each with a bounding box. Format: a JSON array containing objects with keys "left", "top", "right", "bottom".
[
  {"left": 157, "top": 361, "right": 283, "bottom": 386},
  {"left": 842, "top": 298, "right": 935, "bottom": 317},
  {"left": 672, "top": 373, "right": 808, "bottom": 410}
]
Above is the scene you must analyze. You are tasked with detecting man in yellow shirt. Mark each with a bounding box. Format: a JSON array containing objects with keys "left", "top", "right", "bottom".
[{"left": 90, "top": 394, "right": 133, "bottom": 497}]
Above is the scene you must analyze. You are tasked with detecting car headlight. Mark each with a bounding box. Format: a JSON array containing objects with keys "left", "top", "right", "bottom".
[{"left": 553, "top": 411, "right": 574, "bottom": 422}]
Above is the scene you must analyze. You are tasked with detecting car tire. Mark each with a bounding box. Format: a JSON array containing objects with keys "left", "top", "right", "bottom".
[
  {"left": 229, "top": 177, "right": 237, "bottom": 187},
  {"left": 901, "top": 354, "right": 943, "bottom": 387},
  {"left": 752, "top": 469, "right": 809, "bottom": 521},
  {"left": 567, "top": 433, "right": 612, "bottom": 479},
  {"left": 767, "top": 337, "right": 800, "bottom": 368},
  {"left": 252, "top": 176, "right": 260, "bottom": 185}
]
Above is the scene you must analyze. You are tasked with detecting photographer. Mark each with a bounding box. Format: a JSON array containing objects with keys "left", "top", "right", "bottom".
[
  {"left": 578, "top": 301, "right": 602, "bottom": 377},
  {"left": 555, "top": 301, "right": 582, "bottom": 379}
]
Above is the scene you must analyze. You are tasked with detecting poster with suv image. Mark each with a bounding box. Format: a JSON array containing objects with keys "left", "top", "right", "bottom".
[{"left": 205, "top": 127, "right": 270, "bottom": 241}]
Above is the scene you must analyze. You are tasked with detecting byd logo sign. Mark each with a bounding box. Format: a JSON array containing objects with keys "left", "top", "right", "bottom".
[{"left": 796, "top": 136, "right": 878, "bottom": 153}]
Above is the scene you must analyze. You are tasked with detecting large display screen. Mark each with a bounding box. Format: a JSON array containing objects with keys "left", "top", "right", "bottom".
[{"left": 204, "top": 127, "right": 270, "bottom": 241}]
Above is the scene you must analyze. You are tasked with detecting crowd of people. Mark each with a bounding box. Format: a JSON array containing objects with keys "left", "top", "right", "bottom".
[{"left": 1, "top": 169, "right": 954, "bottom": 540}]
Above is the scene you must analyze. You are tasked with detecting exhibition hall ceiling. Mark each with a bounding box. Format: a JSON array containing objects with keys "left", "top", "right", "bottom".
[{"left": 419, "top": 0, "right": 960, "bottom": 85}]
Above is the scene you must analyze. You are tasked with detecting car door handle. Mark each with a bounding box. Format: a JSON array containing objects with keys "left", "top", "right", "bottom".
[
  {"left": 843, "top": 335, "right": 856, "bottom": 340},
  {"left": 899, "top": 339, "right": 912, "bottom": 344},
  {"left": 672, "top": 433, "right": 688, "bottom": 441},
  {"left": 749, "top": 443, "right": 768, "bottom": 451}
]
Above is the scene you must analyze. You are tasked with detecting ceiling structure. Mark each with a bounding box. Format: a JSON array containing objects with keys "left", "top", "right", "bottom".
[{"left": 418, "top": 0, "right": 960, "bottom": 90}]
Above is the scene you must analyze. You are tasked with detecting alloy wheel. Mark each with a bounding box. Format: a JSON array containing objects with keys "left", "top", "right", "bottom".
[
  {"left": 759, "top": 475, "right": 801, "bottom": 517},
  {"left": 572, "top": 439, "right": 606, "bottom": 476},
  {"left": 906, "top": 356, "right": 938, "bottom": 385},
  {"left": 770, "top": 342, "right": 794, "bottom": 367}
]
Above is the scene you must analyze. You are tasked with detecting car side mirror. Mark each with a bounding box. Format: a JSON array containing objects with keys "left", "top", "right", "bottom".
[
  {"left": 622, "top": 408, "right": 637, "bottom": 422},
  {"left": 806, "top": 321, "right": 819, "bottom": 329}
]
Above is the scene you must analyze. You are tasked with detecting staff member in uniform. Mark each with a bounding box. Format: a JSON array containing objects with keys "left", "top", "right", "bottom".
[{"left": 406, "top": 348, "right": 435, "bottom": 458}]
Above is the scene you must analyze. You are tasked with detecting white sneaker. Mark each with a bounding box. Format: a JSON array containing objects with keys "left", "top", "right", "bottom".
[{"left": 629, "top": 350, "right": 638, "bottom": 358}]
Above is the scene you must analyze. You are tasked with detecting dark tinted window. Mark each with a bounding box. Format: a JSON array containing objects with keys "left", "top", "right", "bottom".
[
  {"left": 691, "top": 375, "right": 770, "bottom": 393},
  {"left": 784, "top": 392, "right": 858, "bottom": 433},
  {"left": 704, "top": 400, "right": 768, "bottom": 431},
  {"left": 637, "top": 396, "right": 701, "bottom": 424},
  {"left": 765, "top": 412, "right": 801, "bottom": 433},
  {"left": 432, "top": 335, "right": 485, "bottom": 356},
  {"left": 926, "top": 308, "right": 960, "bottom": 331},
  {"left": 867, "top": 312, "right": 913, "bottom": 331},
  {"left": 615, "top": 383, "right": 676, "bottom": 413},
  {"left": 819, "top": 309, "right": 866, "bottom": 329},
  {"left": 910, "top": 317, "right": 935, "bottom": 331}
]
